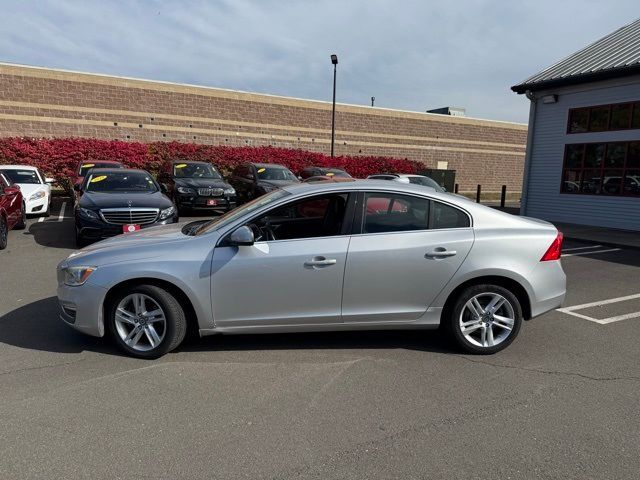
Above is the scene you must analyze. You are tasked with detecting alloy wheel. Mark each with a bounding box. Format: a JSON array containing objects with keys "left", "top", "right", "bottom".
[
  {"left": 458, "top": 293, "right": 515, "bottom": 348},
  {"left": 114, "top": 293, "right": 167, "bottom": 352}
]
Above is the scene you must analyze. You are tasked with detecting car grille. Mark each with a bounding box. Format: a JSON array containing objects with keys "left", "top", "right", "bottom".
[
  {"left": 100, "top": 208, "right": 159, "bottom": 225},
  {"left": 198, "top": 187, "right": 224, "bottom": 197}
]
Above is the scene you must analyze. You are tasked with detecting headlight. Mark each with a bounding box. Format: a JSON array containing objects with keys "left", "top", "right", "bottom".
[
  {"left": 78, "top": 207, "right": 99, "bottom": 220},
  {"left": 177, "top": 187, "right": 196, "bottom": 194},
  {"left": 63, "top": 266, "right": 96, "bottom": 286},
  {"left": 29, "top": 190, "right": 46, "bottom": 201},
  {"left": 159, "top": 206, "right": 175, "bottom": 220},
  {"left": 223, "top": 187, "right": 236, "bottom": 195}
]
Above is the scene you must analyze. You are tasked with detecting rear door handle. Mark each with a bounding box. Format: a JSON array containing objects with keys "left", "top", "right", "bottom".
[
  {"left": 425, "top": 248, "right": 457, "bottom": 259},
  {"left": 304, "top": 256, "right": 337, "bottom": 267}
]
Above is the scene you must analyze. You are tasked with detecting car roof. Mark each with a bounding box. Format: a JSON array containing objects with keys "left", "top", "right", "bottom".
[
  {"left": 0, "top": 165, "right": 38, "bottom": 170},
  {"left": 80, "top": 160, "right": 122, "bottom": 165},
  {"left": 171, "top": 160, "right": 209, "bottom": 165},
  {"left": 251, "top": 163, "right": 288, "bottom": 169},
  {"left": 85, "top": 168, "right": 150, "bottom": 174}
]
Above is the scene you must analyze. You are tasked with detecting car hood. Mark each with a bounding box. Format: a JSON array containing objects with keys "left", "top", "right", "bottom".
[
  {"left": 79, "top": 191, "right": 173, "bottom": 209},
  {"left": 62, "top": 222, "right": 220, "bottom": 267},
  {"left": 174, "top": 178, "right": 231, "bottom": 189},
  {"left": 15, "top": 183, "right": 46, "bottom": 197}
]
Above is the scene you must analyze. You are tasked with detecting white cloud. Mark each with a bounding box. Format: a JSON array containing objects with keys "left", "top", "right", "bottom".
[{"left": 0, "top": 0, "right": 637, "bottom": 122}]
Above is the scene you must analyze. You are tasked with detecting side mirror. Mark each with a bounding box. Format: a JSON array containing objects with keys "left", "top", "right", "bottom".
[
  {"left": 3, "top": 186, "right": 19, "bottom": 196},
  {"left": 228, "top": 225, "right": 254, "bottom": 246},
  {"left": 45, "top": 177, "right": 55, "bottom": 184}
]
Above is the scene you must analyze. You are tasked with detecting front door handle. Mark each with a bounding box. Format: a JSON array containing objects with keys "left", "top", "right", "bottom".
[
  {"left": 425, "top": 248, "right": 457, "bottom": 259},
  {"left": 304, "top": 256, "right": 337, "bottom": 268}
]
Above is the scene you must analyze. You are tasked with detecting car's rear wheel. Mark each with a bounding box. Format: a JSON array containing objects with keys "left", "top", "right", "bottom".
[
  {"left": 106, "top": 284, "right": 187, "bottom": 359},
  {"left": 445, "top": 284, "right": 522, "bottom": 354},
  {"left": 15, "top": 203, "right": 26, "bottom": 230},
  {"left": 0, "top": 216, "right": 7, "bottom": 250}
]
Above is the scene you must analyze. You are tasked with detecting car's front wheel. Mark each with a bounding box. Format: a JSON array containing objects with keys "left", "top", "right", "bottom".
[
  {"left": 15, "top": 203, "right": 26, "bottom": 230},
  {"left": 0, "top": 216, "right": 7, "bottom": 250},
  {"left": 106, "top": 284, "right": 187, "bottom": 359},
  {"left": 445, "top": 284, "right": 523, "bottom": 354}
]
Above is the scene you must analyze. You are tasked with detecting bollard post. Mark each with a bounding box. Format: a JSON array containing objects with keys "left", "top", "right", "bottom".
[
  {"left": 476, "top": 185, "right": 481, "bottom": 203},
  {"left": 454, "top": 183, "right": 459, "bottom": 194},
  {"left": 500, "top": 185, "right": 507, "bottom": 208}
]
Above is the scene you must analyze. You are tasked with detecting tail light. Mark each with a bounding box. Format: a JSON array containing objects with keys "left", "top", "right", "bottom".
[{"left": 540, "top": 232, "right": 563, "bottom": 261}]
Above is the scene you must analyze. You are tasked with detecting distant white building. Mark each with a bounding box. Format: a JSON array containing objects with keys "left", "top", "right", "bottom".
[{"left": 512, "top": 18, "right": 640, "bottom": 231}]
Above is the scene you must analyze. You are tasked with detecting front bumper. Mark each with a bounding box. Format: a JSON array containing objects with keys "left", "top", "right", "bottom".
[
  {"left": 75, "top": 213, "right": 179, "bottom": 240},
  {"left": 57, "top": 280, "right": 108, "bottom": 337},
  {"left": 175, "top": 193, "right": 236, "bottom": 213},
  {"left": 26, "top": 195, "right": 48, "bottom": 214}
]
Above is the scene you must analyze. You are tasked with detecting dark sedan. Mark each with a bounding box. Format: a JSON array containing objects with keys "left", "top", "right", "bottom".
[
  {"left": 74, "top": 168, "right": 178, "bottom": 246},
  {"left": 157, "top": 161, "right": 236, "bottom": 215},
  {"left": 299, "top": 166, "right": 352, "bottom": 180},
  {"left": 227, "top": 162, "right": 299, "bottom": 204}
]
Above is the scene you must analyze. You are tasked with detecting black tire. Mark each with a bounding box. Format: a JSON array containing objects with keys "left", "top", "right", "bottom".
[
  {"left": 14, "top": 203, "right": 26, "bottom": 230},
  {"left": 0, "top": 216, "right": 7, "bottom": 250},
  {"left": 106, "top": 284, "right": 187, "bottom": 359},
  {"left": 444, "top": 284, "right": 523, "bottom": 355}
]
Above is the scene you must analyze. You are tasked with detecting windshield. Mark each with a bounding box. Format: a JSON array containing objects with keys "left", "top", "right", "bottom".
[
  {"left": 324, "top": 169, "right": 351, "bottom": 178},
  {"left": 256, "top": 166, "right": 298, "bottom": 181},
  {"left": 194, "top": 189, "right": 289, "bottom": 235},
  {"left": 79, "top": 162, "right": 122, "bottom": 176},
  {"left": 2, "top": 169, "right": 41, "bottom": 184},
  {"left": 173, "top": 163, "right": 221, "bottom": 179},
  {"left": 85, "top": 171, "right": 158, "bottom": 193},
  {"left": 408, "top": 176, "right": 445, "bottom": 192}
]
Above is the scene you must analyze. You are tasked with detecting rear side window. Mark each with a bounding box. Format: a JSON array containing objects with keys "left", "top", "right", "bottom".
[
  {"left": 363, "top": 193, "right": 429, "bottom": 233},
  {"left": 431, "top": 201, "right": 470, "bottom": 229}
]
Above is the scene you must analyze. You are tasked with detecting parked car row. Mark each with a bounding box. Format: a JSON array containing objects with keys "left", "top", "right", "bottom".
[{"left": 1, "top": 158, "right": 446, "bottom": 249}]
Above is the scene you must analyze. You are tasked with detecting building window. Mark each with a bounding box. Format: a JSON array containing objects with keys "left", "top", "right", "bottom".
[
  {"left": 567, "top": 101, "right": 640, "bottom": 133},
  {"left": 561, "top": 141, "right": 640, "bottom": 196}
]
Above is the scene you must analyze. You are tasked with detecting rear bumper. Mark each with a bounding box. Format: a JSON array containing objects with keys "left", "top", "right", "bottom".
[{"left": 529, "top": 260, "right": 567, "bottom": 318}]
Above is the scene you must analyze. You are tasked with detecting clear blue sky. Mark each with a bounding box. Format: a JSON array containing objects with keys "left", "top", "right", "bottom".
[{"left": 1, "top": 0, "right": 637, "bottom": 123}]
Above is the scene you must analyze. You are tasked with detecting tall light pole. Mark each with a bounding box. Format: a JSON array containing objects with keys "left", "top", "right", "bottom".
[{"left": 330, "top": 54, "right": 338, "bottom": 158}]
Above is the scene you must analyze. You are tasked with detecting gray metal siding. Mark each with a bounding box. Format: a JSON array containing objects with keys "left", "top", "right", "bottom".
[{"left": 524, "top": 76, "right": 640, "bottom": 231}]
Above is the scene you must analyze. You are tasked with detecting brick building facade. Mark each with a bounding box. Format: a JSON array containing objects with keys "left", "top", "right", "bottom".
[{"left": 0, "top": 63, "right": 527, "bottom": 192}]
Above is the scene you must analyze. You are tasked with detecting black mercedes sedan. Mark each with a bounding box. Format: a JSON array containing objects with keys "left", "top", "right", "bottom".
[
  {"left": 157, "top": 161, "right": 237, "bottom": 215},
  {"left": 74, "top": 168, "right": 178, "bottom": 246}
]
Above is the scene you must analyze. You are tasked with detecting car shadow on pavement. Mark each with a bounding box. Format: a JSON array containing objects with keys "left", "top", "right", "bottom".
[
  {"left": 0, "top": 297, "right": 117, "bottom": 355},
  {"left": 0, "top": 297, "right": 454, "bottom": 356},
  {"left": 25, "top": 219, "right": 76, "bottom": 249}
]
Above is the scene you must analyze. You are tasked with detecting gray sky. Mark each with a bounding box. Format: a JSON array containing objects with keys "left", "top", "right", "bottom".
[{"left": 1, "top": 0, "right": 637, "bottom": 123}]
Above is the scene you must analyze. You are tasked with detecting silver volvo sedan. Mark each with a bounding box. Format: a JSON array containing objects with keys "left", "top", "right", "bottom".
[{"left": 57, "top": 181, "right": 566, "bottom": 359}]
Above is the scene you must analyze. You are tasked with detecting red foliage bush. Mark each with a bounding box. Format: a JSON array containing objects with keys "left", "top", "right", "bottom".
[{"left": 0, "top": 137, "right": 421, "bottom": 193}]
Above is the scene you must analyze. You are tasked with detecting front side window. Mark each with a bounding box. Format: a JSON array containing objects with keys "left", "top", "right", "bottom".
[
  {"left": 173, "top": 162, "right": 221, "bottom": 179},
  {"left": 363, "top": 193, "right": 429, "bottom": 233},
  {"left": 84, "top": 171, "right": 158, "bottom": 193},
  {"left": 247, "top": 193, "right": 350, "bottom": 241},
  {"left": 2, "top": 169, "right": 41, "bottom": 184}
]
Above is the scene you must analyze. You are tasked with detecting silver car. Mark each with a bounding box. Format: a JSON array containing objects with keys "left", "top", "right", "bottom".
[{"left": 57, "top": 181, "right": 566, "bottom": 359}]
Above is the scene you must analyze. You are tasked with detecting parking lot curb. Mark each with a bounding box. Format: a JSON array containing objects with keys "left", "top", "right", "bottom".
[{"left": 562, "top": 234, "right": 640, "bottom": 252}]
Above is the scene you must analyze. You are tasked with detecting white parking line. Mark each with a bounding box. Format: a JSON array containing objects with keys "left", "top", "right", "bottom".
[
  {"left": 563, "top": 244, "right": 602, "bottom": 252},
  {"left": 38, "top": 216, "right": 45, "bottom": 223},
  {"left": 57, "top": 202, "right": 66, "bottom": 222},
  {"left": 557, "top": 293, "right": 640, "bottom": 324},
  {"left": 562, "top": 248, "right": 621, "bottom": 257}
]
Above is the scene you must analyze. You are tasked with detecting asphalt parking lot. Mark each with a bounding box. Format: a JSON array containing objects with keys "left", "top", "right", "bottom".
[{"left": 1, "top": 198, "right": 639, "bottom": 479}]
